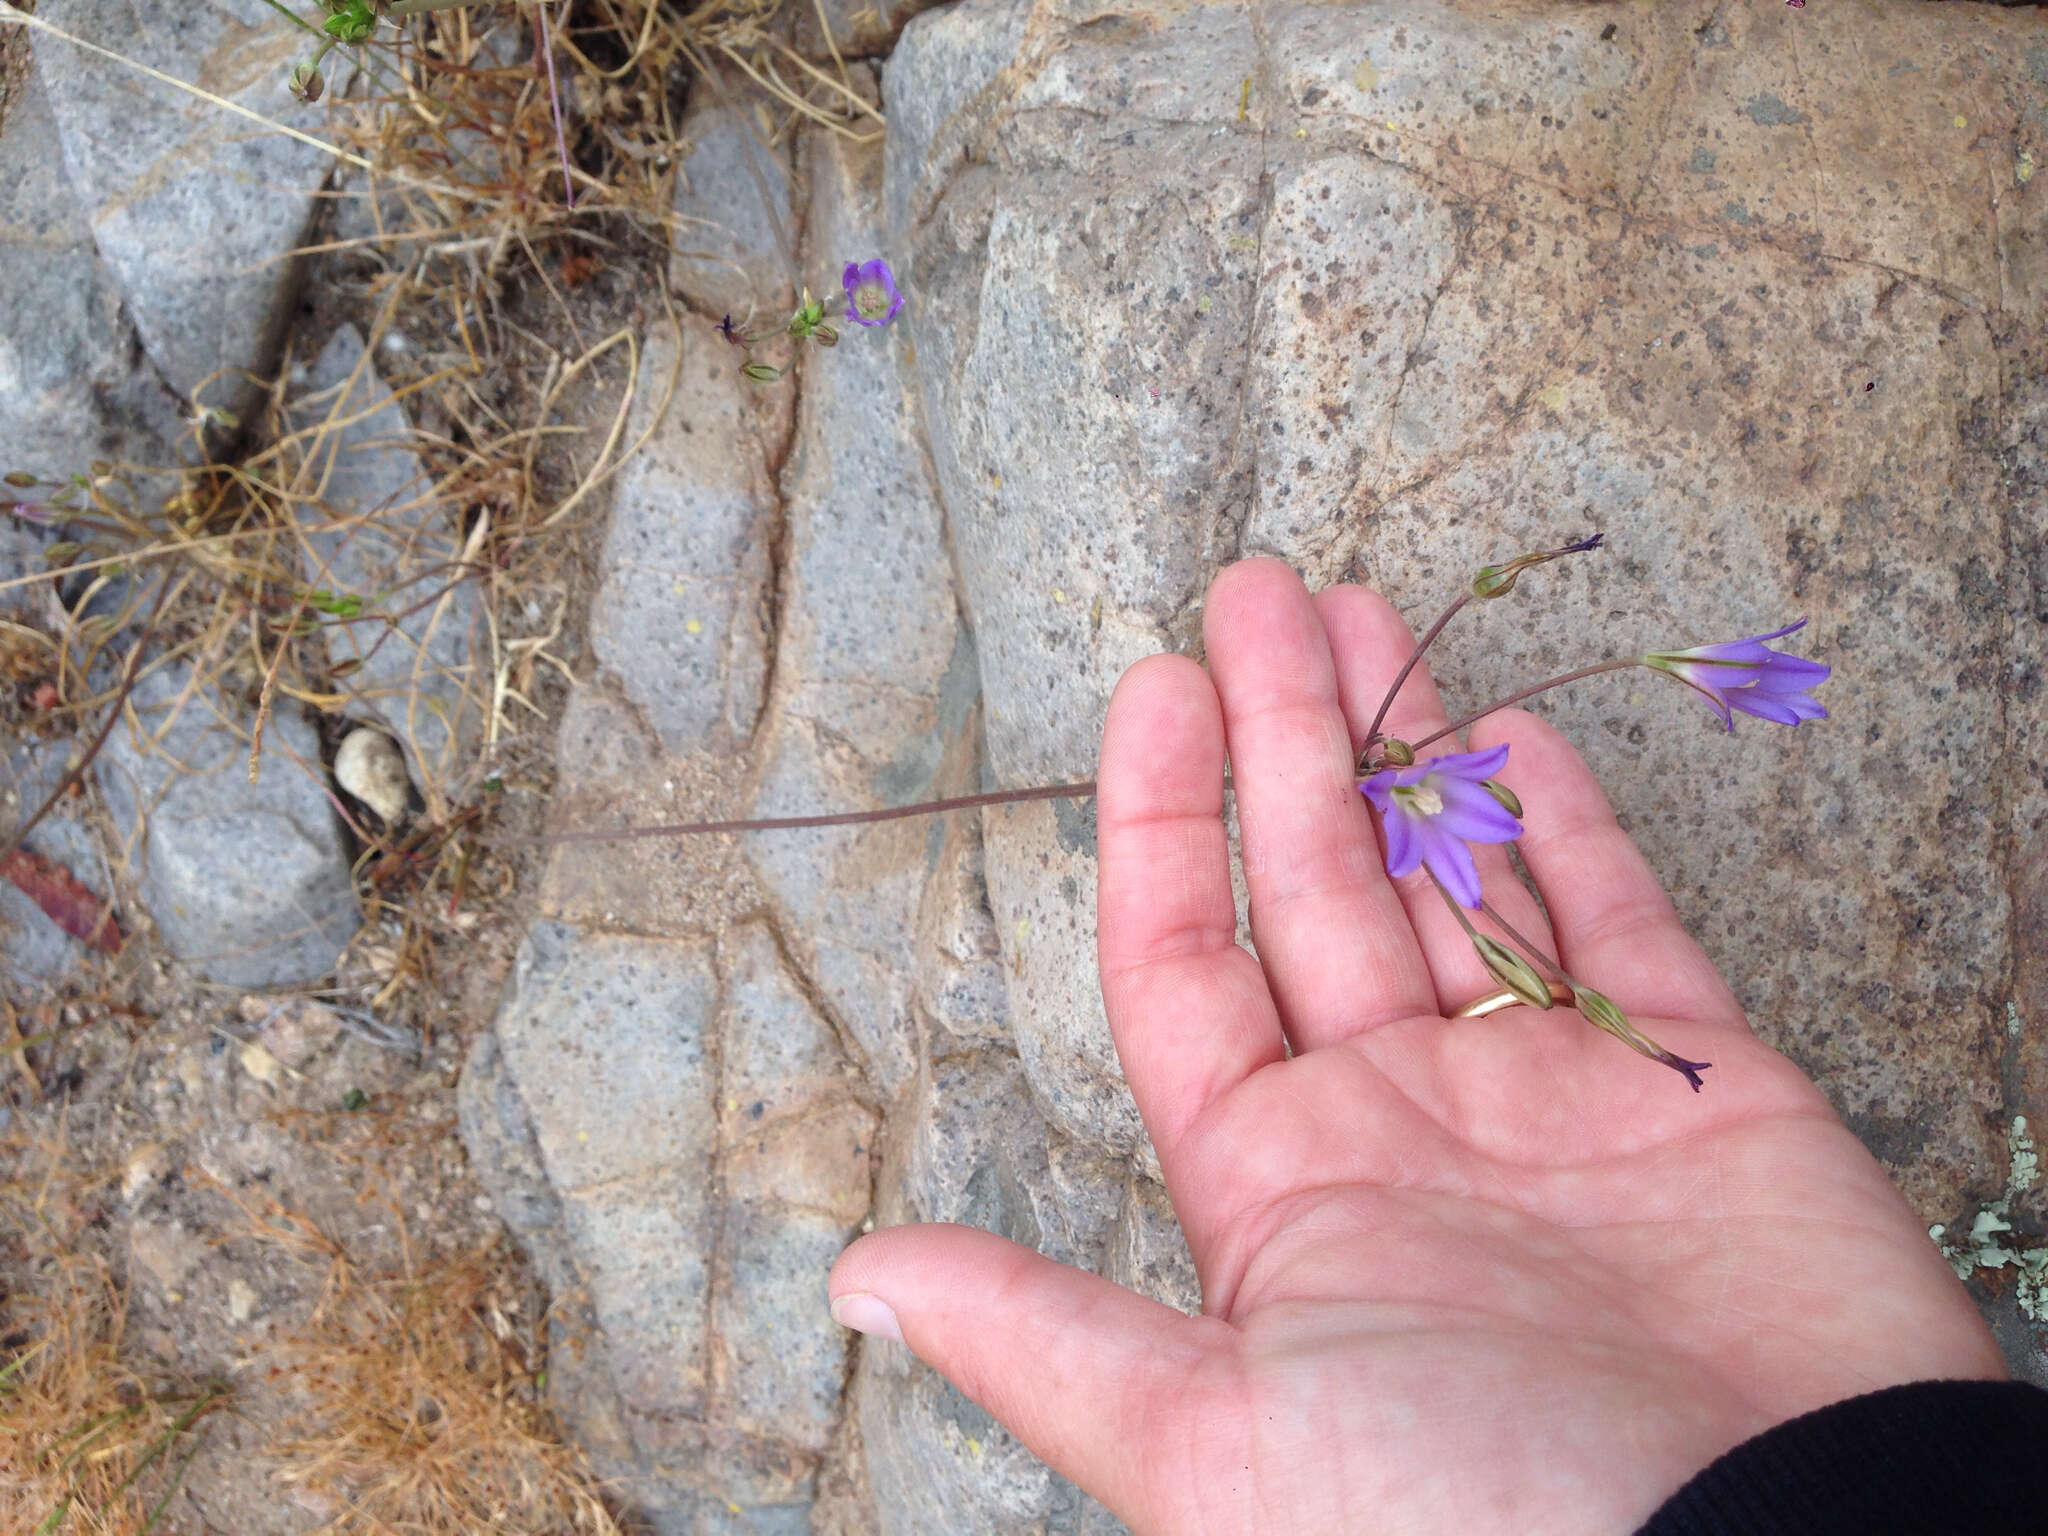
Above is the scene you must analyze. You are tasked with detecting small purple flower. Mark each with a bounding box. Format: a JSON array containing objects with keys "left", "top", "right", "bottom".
[
  {"left": 843, "top": 259, "right": 904, "bottom": 328},
  {"left": 1359, "top": 743, "right": 1522, "bottom": 908},
  {"left": 1645, "top": 620, "right": 1830, "bottom": 730}
]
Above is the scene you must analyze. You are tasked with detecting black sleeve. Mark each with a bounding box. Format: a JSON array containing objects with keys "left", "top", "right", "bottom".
[{"left": 1637, "top": 1379, "right": 2048, "bottom": 1535}]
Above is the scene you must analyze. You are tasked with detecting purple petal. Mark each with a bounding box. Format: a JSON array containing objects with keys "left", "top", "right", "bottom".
[
  {"left": 1415, "top": 821, "right": 1483, "bottom": 907},
  {"left": 1360, "top": 769, "right": 1399, "bottom": 810},
  {"left": 1430, "top": 776, "right": 1523, "bottom": 844},
  {"left": 1419, "top": 743, "right": 1510, "bottom": 785},
  {"left": 1380, "top": 801, "right": 1422, "bottom": 878}
]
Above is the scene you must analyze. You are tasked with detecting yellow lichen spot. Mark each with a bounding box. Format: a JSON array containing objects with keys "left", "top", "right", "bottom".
[
  {"left": 1238, "top": 76, "right": 1251, "bottom": 122},
  {"left": 1196, "top": 294, "right": 1215, "bottom": 314},
  {"left": 965, "top": 1437, "right": 984, "bottom": 1458},
  {"left": 992, "top": 472, "right": 1003, "bottom": 488},
  {"left": 1535, "top": 383, "right": 1567, "bottom": 412},
  {"left": 727, "top": 1503, "right": 743, "bottom": 1516},
  {"left": 1015, "top": 918, "right": 1031, "bottom": 944},
  {"left": 577, "top": 1130, "right": 589, "bottom": 1142},
  {"left": 1386, "top": 120, "right": 1398, "bottom": 132},
  {"left": 685, "top": 617, "right": 703, "bottom": 635},
  {"left": 1294, "top": 126, "right": 1308, "bottom": 139},
  {"left": 2020, "top": 150, "right": 2037, "bottom": 184},
  {"left": 1354, "top": 58, "right": 1378, "bottom": 93},
  {"left": 1052, "top": 588, "right": 1067, "bottom": 604},
  {"left": 1953, "top": 114, "right": 1967, "bottom": 130},
  {"left": 671, "top": 581, "right": 687, "bottom": 595}
]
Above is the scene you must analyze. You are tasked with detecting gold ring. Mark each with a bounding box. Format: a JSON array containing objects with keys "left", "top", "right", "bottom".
[{"left": 1450, "top": 982, "right": 1575, "bottom": 1019}]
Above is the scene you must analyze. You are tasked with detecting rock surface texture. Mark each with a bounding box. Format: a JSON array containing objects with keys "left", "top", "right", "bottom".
[
  {"left": 461, "top": 1, "right": 2048, "bottom": 1531},
  {"left": 93, "top": 663, "right": 359, "bottom": 989},
  {"left": 287, "top": 326, "right": 486, "bottom": 815},
  {"left": 32, "top": 0, "right": 331, "bottom": 424}
]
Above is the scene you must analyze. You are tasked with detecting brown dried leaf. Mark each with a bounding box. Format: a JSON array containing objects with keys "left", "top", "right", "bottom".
[{"left": 1, "top": 847, "right": 123, "bottom": 953}]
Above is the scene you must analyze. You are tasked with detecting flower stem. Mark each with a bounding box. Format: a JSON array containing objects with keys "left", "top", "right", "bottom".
[
  {"left": 1478, "top": 900, "right": 1569, "bottom": 982},
  {"left": 1365, "top": 593, "right": 1469, "bottom": 746},
  {"left": 1410, "top": 659, "right": 1642, "bottom": 753},
  {"left": 536, "top": 780, "right": 1099, "bottom": 847}
]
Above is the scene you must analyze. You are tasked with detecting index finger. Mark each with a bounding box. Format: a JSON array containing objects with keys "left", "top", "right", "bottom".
[{"left": 1097, "top": 653, "right": 1287, "bottom": 1172}]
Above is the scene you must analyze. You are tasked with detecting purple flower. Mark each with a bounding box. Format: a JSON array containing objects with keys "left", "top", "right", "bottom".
[
  {"left": 1359, "top": 744, "right": 1522, "bottom": 908},
  {"left": 843, "top": 259, "right": 904, "bottom": 328},
  {"left": 1645, "top": 620, "right": 1830, "bottom": 730}
]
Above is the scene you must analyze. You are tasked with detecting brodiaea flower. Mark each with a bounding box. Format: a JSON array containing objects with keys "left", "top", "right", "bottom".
[
  {"left": 1644, "top": 619, "right": 1830, "bottom": 729},
  {"left": 1359, "top": 743, "right": 1521, "bottom": 908},
  {"left": 843, "top": 259, "right": 904, "bottom": 327}
]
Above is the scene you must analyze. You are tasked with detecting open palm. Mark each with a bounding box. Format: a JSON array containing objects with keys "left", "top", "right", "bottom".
[{"left": 830, "top": 559, "right": 2003, "bottom": 1535}]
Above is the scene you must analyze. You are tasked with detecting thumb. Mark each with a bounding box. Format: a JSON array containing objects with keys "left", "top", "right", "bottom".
[{"left": 829, "top": 1222, "right": 1212, "bottom": 1517}]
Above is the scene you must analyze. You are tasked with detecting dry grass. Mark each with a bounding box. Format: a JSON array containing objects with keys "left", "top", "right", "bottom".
[
  {"left": 265, "top": 1241, "right": 624, "bottom": 1535},
  {"left": 0, "top": 1124, "right": 223, "bottom": 1536},
  {"left": 2, "top": 5, "right": 871, "bottom": 1530},
  {"left": 0, "top": 1251, "right": 224, "bottom": 1536}
]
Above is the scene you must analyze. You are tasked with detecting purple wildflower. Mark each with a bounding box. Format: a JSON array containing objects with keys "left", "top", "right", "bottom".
[
  {"left": 843, "top": 259, "right": 904, "bottom": 328},
  {"left": 1359, "top": 743, "right": 1522, "bottom": 908},
  {"left": 1645, "top": 620, "right": 1830, "bottom": 730}
]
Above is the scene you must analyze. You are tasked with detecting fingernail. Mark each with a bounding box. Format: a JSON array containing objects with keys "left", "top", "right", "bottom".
[{"left": 829, "top": 1291, "right": 904, "bottom": 1343}]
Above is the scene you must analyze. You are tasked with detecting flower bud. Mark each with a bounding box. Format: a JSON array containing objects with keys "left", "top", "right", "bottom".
[
  {"left": 290, "top": 61, "right": 325, "bottom": 101},
  {"left": 1470, "top": 561, "right": 1523, "bottom": 600},
  {"left": 812, "top": 323, "right": 839, "bottom": 348},
  {"left": 1470, "top": 533, "right": 1604, "bottom": 600},
  {"left": 1378, "top": 737, "right": 1415, "bottom": 767},
  {"left": 1482, "top": 779, "right": 1522, "bottom": 818},
  {"left": 1571, "top": 985, "right": 1712, "bottom": 1092},
  {"left": 741, "top": 361, "right": 782, "bottom": 383},
  {"left": 4, "top": 472, "right": 39, "bottom": 489},
  {"left": 1473, "top": 936, "right": 1553, "bottom": 1010}
]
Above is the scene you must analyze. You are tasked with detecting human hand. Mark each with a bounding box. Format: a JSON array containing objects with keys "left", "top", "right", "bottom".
[{"left": 828, "top": 558, "right": 2004, "bottom": 1534}]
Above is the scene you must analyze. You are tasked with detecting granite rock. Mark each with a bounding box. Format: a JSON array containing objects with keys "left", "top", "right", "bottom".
[
  {"left": 589, "top": 315, "right": 778, "bottom": 757},
  {"left": 889, "top": 0, "right": 2048, "bottom": 1222},
  {"left": 670, "top": 74, "right": 798, "bottom": 324},
  {"left": 287, "top": 326, "right": 485, "bottom": 814},
  {"left": 742, "top": 126, "right": 966, "bottom": 1097},
  {"left": 93, "top": 662, "right": 358, "bottom": 987},
  {"left": 0, "top": 739, "right": 110, "bottom": 981},
  {"left": 462, "top": 918, "right": 875, "bottom": 1531},
  {"left": 35, "top": 0, "right": 331, "bottom": 422},
  {"left": 0, "top": 67, "right": 183, "bottom": 483}
]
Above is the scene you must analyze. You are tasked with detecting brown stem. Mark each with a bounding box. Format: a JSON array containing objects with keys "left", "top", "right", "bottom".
[
  {"left": 1409, "top": 659, "right": 1641, "bottom": 753},
  {"left": 0, "top": 580, "right": 171, "bottom": 870},
  {"left": 1365, "top": 592, "right": 1469, "bottom": 747},
  {"left": 535, "top": 780, "right": 1100, "bottom": 847}
]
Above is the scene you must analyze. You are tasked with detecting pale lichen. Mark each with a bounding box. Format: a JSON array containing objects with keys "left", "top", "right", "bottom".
[{"left": 1931, "top": 1113, "right": 2046, "bottom": 1322}]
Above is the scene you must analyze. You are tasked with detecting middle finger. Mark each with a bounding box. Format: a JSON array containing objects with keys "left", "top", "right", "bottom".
[{"left": 1202, "top": 559, "right": 1437, "bottom": 1050}]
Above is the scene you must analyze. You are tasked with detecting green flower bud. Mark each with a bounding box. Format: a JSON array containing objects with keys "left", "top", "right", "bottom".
[
  {"left": 1572, "top": 985, "right": 1632, "bottom": 1040},
  {"left": 1470, "top": 562, "right": 1523, "bottom": 600},
  {"left": 1473, "top": 936, "right": 1554, "bottom": 1010},
  {"left": 1482, "top": 779, "right": 1522, "bottom": 818},
  {"left": 1378, "top": 737, "right": 1415, "bottom": 767},
  {"left": 812, "top": 323, "right": 839, "bottom": 348},
  {"left": 1571, "top": 984, "right": 1712, "bottom": 1091},
  {"left": 1470, "top": 534, "right": 1604, "bottom": 600},
  {"left": 4, "top": 472, "right": 39, "bottom": 489},
  {"left": 741, "top": 361, "right": 782, "bottom": 384},
  {"left": 289, "top": 60, "right": 325, "bottom": 102}
]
